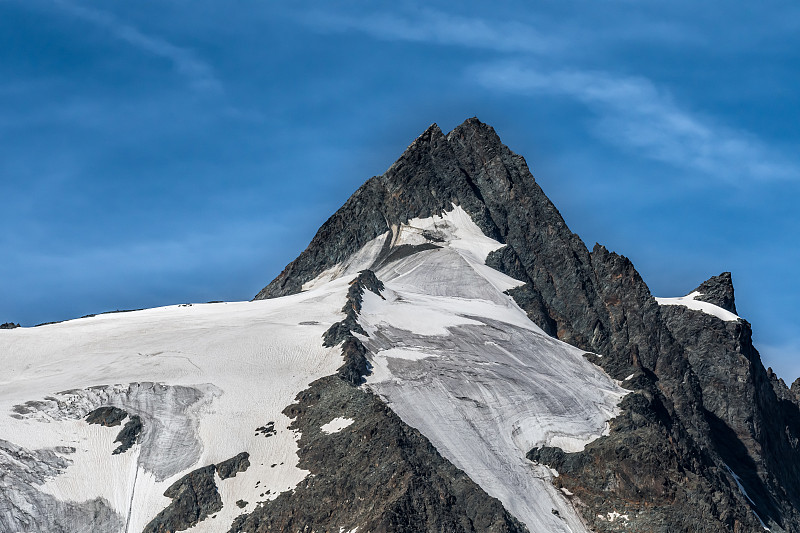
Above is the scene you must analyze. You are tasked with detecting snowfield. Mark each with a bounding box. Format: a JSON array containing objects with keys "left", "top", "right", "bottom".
[
  {"left": 655, "top": 291, "right": 740, "bottom": 322},
  {"left": 0, "top": 284, "right": 349, "bottom": 531},
  {"left": 0, "top": 206, "right": 627, "bottom": 533},
  {"left": 354, "top": 207, "right": 628, "bottom": 533}
]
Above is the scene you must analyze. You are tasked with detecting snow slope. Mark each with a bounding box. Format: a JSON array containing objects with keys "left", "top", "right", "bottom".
[
  {"left": 0, "top": 283, "right": 350, "bottom": 531},
  {"left": 348, "top": 206, "right": 627, "bottom": 533},
  {"left": 655, "top": 291, "right": 741, "bottom": 322},
  {"left": 0, "top": 205, "right": 626, "bottom": 533}
]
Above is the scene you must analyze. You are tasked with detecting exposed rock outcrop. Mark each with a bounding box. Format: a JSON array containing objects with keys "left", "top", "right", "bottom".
[
  {"left": 660, "top": 275, "right": 800, "bottom": 530},
  {"left": 144, "top": 465, "right": 223, "bottom": 533},
  {"left": 693, "top": 271, "right": 738, "bottom": 314},
  {"left": 216, "top": 452, "right": 250, "bottom": 480},
  {"left": 112, "top": 414, "right": 142, "bottom": 455},
  {"left": 322, "top": 269, "right": 384, "bottom": 385},
  {"left": 228, "top": 375, "right": 527, "bottom": 533},
  {"left": 145, "top": 452, "right": 251, "bottom": 532},
  {"left": 85, "top": 405, "right": 143, "bottom": 455},
  {"left": 85, "top": 406, "right": 128, "bottom": 427}
]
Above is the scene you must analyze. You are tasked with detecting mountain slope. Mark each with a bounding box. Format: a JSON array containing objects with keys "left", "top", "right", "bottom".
[
  {"left": 257, "top": 118, "right": 800, "bottom": 532},
  {"left": 1, "top": 118, "right": 797, "bottom": 532}
]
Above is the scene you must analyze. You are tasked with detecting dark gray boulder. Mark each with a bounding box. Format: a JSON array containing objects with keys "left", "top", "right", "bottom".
[{"left": 216, "top": 452, "right": 250, "bottom": 480}]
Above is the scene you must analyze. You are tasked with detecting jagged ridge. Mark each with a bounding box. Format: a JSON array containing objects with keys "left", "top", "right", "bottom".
[{"left": 257, "top": 118, "right": 800, "bottom": 532}]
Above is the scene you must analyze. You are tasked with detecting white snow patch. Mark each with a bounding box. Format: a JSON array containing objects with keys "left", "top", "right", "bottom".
[
  {"left": 724, "top": 463, "right": 770, "bottom": 530},
  {"left": 320, "top": 417, "right": 354, "bottom": 434},
  {"left": 624, "top": 373, "right": 635, "bottom": 381},
  {"left": 359, "top": 289, "right": 486, "bottom": 337},
  {"left": 301, "top": 233, "right": 389, "bottom": 291},
  {"left": 37, "top": 421, "right": 147, "bottom": 515},
  {"left": 598, "top": 511, "right": 629, "bottom": 522},
  {"left": 655, "top": 291, "right": 740, "bottom": 322}
]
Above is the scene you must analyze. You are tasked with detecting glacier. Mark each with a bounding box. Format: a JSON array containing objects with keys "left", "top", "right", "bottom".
[{"left": 0, "top": 206, "right": 627, "bottom": 532}]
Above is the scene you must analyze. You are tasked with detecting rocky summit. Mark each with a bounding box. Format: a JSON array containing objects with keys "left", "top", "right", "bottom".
[{"left": 1, "top": 118, "right": 798, "bottom": 532}]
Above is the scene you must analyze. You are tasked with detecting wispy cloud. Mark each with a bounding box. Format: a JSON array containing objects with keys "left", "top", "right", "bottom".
[
  {"left": 473, "top": 63, "right": 799, "bottom": 183},
  {"left": 303, "top": 8, "right": 560, "bottom": 54},
  {"left": 298, "top": 7, "right": 797, "bottom": 183},
  {"left": 52, "top": 0, "right": 221, "bottom": 93}
]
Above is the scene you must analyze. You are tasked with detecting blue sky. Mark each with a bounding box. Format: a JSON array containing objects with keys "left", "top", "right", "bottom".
[{"left": 2, "top": 1, "right": 799, "bottom": 380}]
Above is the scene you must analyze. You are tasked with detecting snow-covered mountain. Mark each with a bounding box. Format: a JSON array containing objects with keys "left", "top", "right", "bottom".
[{"left": 2, "top": 118, "right": 799, "bottom": 532}]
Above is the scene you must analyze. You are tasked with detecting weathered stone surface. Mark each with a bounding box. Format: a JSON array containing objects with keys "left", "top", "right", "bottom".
[
  {"left": 216, "top": 452, "right": 250, "bottom": 480},
  {"left": 228, "top": 376, "right": 527, "bottom": 533},
  {"left": 529, "top": 382, "right": 762, "bottom": 533},
  {"left": 85, "top": 406, "right": 128, "bottom": 427},
  {"left": 322, "top": 269, "right": 385, "bottom": 348},
  {"left": 322, "top": 269, "right": 384, "bottom": 385},
  {"left": 112, "top": 414, "right": 142, "bottom": 454},
  {"left": 660, "top": 275, "right": 800, "bottom": 530},
  {"left": 0, "top": 322, "right": 19, "bottom": 329},
  {"left": 143, "top": 465, "right": 223, "bottom": 533},
  {"left": 693, "top": 271, "right": 738, "bottom": 314}
]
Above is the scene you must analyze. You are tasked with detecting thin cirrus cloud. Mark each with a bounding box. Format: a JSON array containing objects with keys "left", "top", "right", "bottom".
[
  {"left": 302, "top": 8, "right": 561, "bottom": 54},
  {"left": 51, "top": 0, "right": 222, "bottom": 93},
  {"left": 301, "top": 7, "right": 797, "bottom": 185},
  {"left": 472, "top": 63, "right": 799, "bottom": 184}
]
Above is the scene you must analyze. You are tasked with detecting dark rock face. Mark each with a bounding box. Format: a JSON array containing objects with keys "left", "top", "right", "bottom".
[
  {"left": 693, "top": 271, "right": 738, "bottom": 314},
  {"left": 0, "top": 322, "right": 19, "bottom": 329},
  {"left": 145, "top": 452, "right": 251, "bottom": 532},
  {"left": 256, "top": 118, "right": 800, "bottom": 531},
  {"left": 322, "top": 269, "right": 385, "bottom": 348},
  {"left": 322, "top": 269, "right": 384, "bottom": 385},
  {"left": 254, "top": 422, "right": 276, "bottom": 438},
  {"left": 144, "top": 465, "right": 223, "bottom": 533},
  {"left": 216, "top": 452, "right": 250, "bottom": 480},
  {"left": 85, "top": 406, "right": 143, "bottom": 455},
  {"left": 85, "top": 406, "right": 128, "bottom": 427},
  {"left": 528, "top": 383, "right": 762, "bottom": 532},
  {"left": 112, "top": 414, "right": 142, "bottom": 454},
  {"left": 660, "top": 277, "right": 800, "bottom": 530},
  {"left": 228, "top": 376, "right": 527, "bottom": 533}
]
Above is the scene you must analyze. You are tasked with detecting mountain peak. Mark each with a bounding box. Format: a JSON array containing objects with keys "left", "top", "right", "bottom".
[
  {"left": 692, "top": 272, "right": 737, "bottom": 314},
  {"left": 256, "top": 118, "right": 524, "bottom": 299},
  {"left": 449, "top": 116, "right": 500, "bottom": 141},
  {"left": 407, "top": 122, "right": 444, "bottom": 149},
  {"left": 7, "top": 118, "right": 800, "bottom": 533}
]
